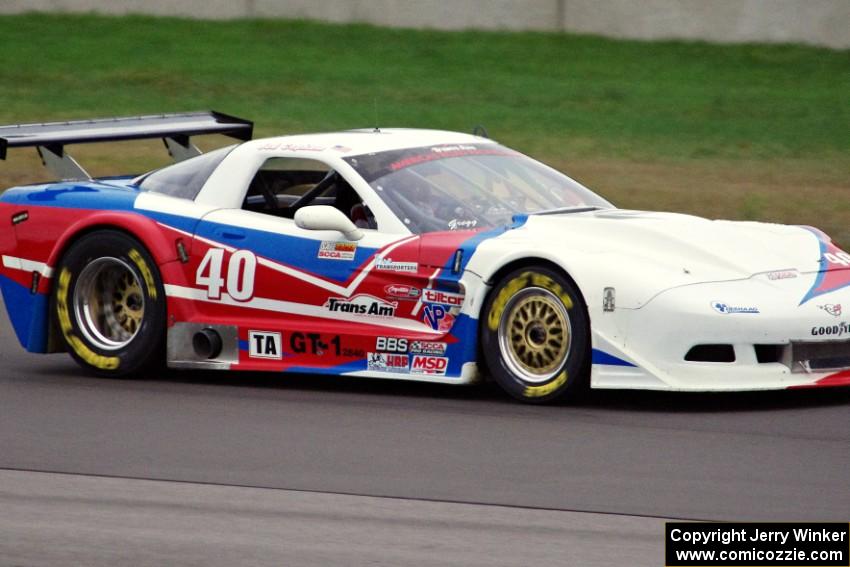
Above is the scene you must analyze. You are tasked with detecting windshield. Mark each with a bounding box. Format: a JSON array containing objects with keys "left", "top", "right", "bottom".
[{"left": 344, "top": 143, "right": 613, "bottom": 233}]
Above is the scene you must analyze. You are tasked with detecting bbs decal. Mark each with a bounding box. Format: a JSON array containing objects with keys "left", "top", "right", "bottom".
[{"left": 376, "top": 337, "right": 408, "bottom": 353}]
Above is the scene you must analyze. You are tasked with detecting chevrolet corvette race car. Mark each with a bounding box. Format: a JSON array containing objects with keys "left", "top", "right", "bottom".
[{"left": 1, "top": 112, "right": 849, "bottom": 403}]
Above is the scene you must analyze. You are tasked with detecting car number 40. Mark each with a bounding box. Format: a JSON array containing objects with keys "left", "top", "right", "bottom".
[
  {"left": 196, "top": 248, "right": 257, "bottom": 301},
  {"left": 825, "top": 251, "right": 850, "bottom": 267}
]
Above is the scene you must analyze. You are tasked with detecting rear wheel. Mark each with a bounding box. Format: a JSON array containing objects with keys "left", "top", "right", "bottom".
[
  {"left": 481, "top": 266, "right": 589, "bottom": 403},
  {"left": 53, "top": 230, "right": 166, "bottom": 376}
]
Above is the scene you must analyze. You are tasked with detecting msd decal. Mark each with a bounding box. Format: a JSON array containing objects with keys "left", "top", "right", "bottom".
[
  {"left": 799, "top": 228, "right": 850, "bottom": 305},
  {"left": 410, "top": 355, "right": 448, "bottom": 375},
  {"left": 324, "top": 294, "right": 397, "bottom": 317}
]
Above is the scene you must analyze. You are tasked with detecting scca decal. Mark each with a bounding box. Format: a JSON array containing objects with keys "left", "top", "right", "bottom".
[
  {"left": 318, "top": 240, "right": 356, "bottom": 260},
  {"left": 409, "top": 341, "right": 447, "bottom": 356}
]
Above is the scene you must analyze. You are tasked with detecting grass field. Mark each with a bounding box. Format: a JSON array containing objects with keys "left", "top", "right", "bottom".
[{"left": 1, "top": 14, "right": 848, "bottom": 244}]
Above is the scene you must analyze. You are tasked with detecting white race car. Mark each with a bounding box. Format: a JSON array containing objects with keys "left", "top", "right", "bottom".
[{"left": 1, "top": 112, "right": 848, "bottom": 403}]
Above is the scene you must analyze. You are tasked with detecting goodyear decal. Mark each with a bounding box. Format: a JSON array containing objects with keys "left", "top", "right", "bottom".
[
  {"left": 56, "top": 268, "right": 119, "bottom": 370},
  {"left": 487, "top": 271, "right": 573, "bottom": 332},
  {"left": 523, "top": 371, "right": 568, "bottom": 398},
  {"left": 129, "top": 249, "right": 157, "bottom": 300}
]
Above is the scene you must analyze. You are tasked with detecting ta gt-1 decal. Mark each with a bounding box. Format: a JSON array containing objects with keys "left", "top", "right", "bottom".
[{"left": 249, "top": 331, "right": 282, "bottom": 359}]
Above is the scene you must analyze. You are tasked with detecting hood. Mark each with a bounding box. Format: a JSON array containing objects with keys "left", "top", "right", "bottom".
[
  {"left": 475, "top": 210, "right": 833, "bottom": 308},
  {"left": 514, "top": 210, "right": 824, "bottom": 281}
]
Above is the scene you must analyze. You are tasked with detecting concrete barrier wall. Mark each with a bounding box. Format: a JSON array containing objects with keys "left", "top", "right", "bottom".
[{"left": 2, "top": 0, "right": 848, "bottom": 49}]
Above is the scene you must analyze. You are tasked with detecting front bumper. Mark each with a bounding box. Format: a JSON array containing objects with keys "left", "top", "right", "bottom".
[{"left": 590, "top": 274, "right": 850, "bottom": 391}]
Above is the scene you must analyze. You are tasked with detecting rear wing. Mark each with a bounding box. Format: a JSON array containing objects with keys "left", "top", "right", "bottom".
[{"left": 0, "top": 111, "right": 253, "bottom": 181}]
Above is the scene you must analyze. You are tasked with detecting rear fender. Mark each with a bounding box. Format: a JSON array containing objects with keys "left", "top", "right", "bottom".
[{"left": 17, "top": 211, "right": 190, "bottom": 353}]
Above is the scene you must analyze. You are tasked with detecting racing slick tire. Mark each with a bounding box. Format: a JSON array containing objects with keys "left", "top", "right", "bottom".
[
  {"left": 52, "top": 230, "right": 166, "bottom": 377},
  {"left": 481, "top": 266, "right": 590, "bottom": 403}
]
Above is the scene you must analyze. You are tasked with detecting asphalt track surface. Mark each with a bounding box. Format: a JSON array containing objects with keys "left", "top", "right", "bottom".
[{"left": 1, "top": 296, "right": 848, "bottom": 565}]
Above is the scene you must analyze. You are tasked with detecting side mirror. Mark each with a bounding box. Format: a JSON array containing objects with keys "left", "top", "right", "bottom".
[{"left": 294, "top": 205, "right": 364, "bottom": 241}]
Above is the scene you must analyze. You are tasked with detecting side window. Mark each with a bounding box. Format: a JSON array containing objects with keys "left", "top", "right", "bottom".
[
  {"left": 140, "top": 144, "right": 235, "bottom": 200},
  {"left": 243, "top": 157, "right": 376, "bottom": 229}
]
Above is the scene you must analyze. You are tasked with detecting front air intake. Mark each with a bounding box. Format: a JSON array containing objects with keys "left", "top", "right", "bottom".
[
  {"left": 790, "top": 339, "right": 850, "bottom": 372},
  {"left": 685, "top": 344, "right": 736, "bottom": 363}
]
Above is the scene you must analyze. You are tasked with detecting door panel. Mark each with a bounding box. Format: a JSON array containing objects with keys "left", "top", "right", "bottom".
[{"left": 183, "top": 208, "right": 441, "bottom": 372}]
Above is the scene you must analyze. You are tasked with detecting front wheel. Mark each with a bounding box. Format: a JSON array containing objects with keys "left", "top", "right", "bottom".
[
  {"left": 53, "top": 230, "right": 166, "bottom": 377},
  {"left": 481, "top": 266, "right": 589, "bottom": 403}
]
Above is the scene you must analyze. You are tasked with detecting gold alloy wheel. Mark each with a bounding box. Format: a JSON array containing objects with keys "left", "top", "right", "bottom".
[
  {"left": 497, "top": 287, "right": 572, "bottom": 383},
  {"left": 73, "top": 257, "right": 145, "bottom": 350}
]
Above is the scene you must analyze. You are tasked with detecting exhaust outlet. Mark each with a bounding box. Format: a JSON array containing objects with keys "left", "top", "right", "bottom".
[{"left": 192, "top": 328, "right": 223, "bottom": 359}]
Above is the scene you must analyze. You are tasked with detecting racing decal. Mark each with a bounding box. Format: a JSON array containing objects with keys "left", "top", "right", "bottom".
[
  {"left": 289, "top": 332, "right": 350, "bottom": 356},
  {"left": 318, "top": 241, "right": 356, "bottom": 261},
  {"left": 766, "top": 270, "right": 797, "bottom": 281},
  {"left": 710, "top": 301, "right": 760, "bottom": 314},
  {"left": 409, "top": 355, "right": 448, "bottom": 375},
  {"left": 374, "top": 257, "right": 418, "bottom": 273},
  {"left": 56, "top": 268, "right": 119, "bottom": 370},
  {"left": 448, "top": 219, "right": 477, "bottom": 230},
  {"left": 256, "top": 141, "right": 327, "bottom": 152},
  {"left": 486, "top": 271, "right": 573, "bottom": 333},
  {"left": 423, "top": 304, "right": 456, "bottom": 332},
  {"left": 799, "top": 227, "right": 850, "bottom": 305},
  {"left": 376, "top": 336, "right": 408, "bottom": 353},
  {"left": 422, "top": 289, "right": 464, "bottom": 307},
  {"left": 196, "top": 248, "right": 256, "bottom": 301},
  {"left": 810, "top": 322, "right": 849, "bottom": 338},
  {"left": 324, "top": 294, "right": 397, "bottom": 317},
  {"left": 523, "top": 372, "right": 567, "bottom": 398},
  {"left": 409, "top": 341, "right": 447, "bottom": 356},
  {"left": 384, "top": 284, "right": 420, "bottom": 300},
  {"left": 129, "top": 248, "right": 158, "bottom": 300},
  {"left": 367, "top": 352, "right": 409, "bottom": 372},
  {"left": 249, "top": 331, "right": 282, "bottom": 359},
  {"left": 818, "top": 304, "right": 842, "bottom": 317},
  {"left": 347, "top": 144, "right": 518, "bottom": 182}
]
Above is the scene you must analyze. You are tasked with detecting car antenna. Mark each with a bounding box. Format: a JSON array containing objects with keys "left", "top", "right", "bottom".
[
  {"left": 473, "top": 125, "right": 489, "bottom": 138},
  {"left": 373, "top": 98, "right": 380, "bottom": 133}
]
